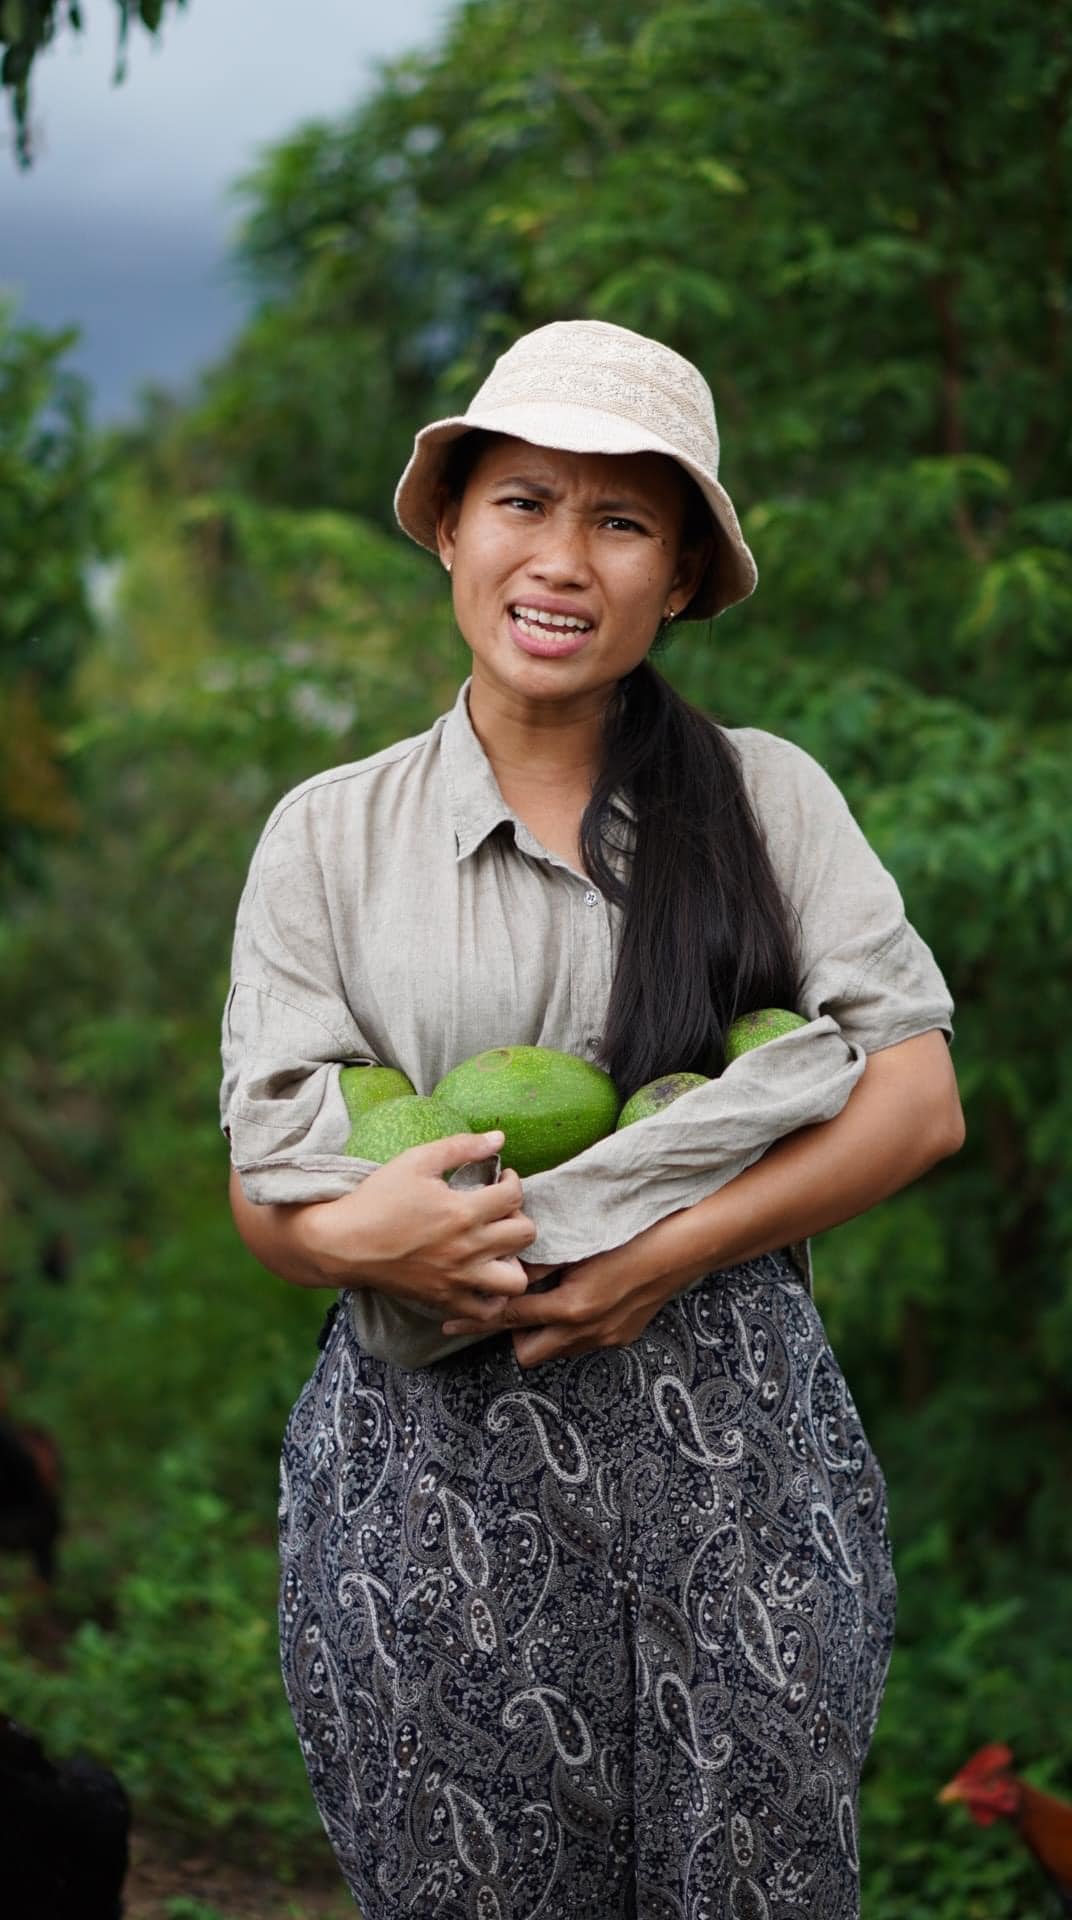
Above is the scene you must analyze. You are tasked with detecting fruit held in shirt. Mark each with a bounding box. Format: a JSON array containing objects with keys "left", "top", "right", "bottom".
[
  {"left": 433, "top": 1045, "right": 621, "bottom": 1178},
  {"left": 616, "top": 1072, "right": 710, "bottom": 1130},
  {"left": 725, "top": 1007, "right": 808, "bottom": 1061},
  {"left": 612, "top": 1009, "right": 807, "bottom": 1128},
  {"left": 344, "top": 1093, "right": 471, "bottom": 1163},
  {"left": 339, "top": 1064, "right": 416, "bottom": 1129}
]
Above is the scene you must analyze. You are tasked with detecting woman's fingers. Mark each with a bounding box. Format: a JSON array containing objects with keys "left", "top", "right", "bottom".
[
  {"left": 405, "top": 1130, "right": 506, "bottom": 1177},
  {"left": 464, "top": 1168, "right": 526, "bottom": 1219},
  {"left": 470, "top": 1213, "right": 537, "bottom": 1258},
  {"left": 447, "top": 1286, "right": 525, "bottom": 1325},
  {"left": 457, "top": 1254, "right": 530, "bottom": 1295},
  {"left": 441, "top": 1283, "right": 580, "bottom": 1338},
  {"left": 351, "top": 1139, "right": 538, "bottom": 1311}
]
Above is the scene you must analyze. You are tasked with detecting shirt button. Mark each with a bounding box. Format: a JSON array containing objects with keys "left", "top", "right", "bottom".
[{"left": 583, "top": 888, "right": 599, "bottom": 907}]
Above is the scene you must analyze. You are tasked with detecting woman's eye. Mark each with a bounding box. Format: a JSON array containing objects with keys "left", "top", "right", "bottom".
[{"left": 494, "top": 499, "right": 646, "bottom": 532}]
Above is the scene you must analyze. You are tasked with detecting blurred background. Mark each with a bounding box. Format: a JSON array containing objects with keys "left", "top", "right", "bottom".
[{"left": 1, "top": 2, "right": 1069, "bottom": 1915}]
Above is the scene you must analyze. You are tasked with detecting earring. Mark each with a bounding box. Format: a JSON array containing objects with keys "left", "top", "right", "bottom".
[{"left": 663, "top": 605, "right": 676, "bottom": 623}]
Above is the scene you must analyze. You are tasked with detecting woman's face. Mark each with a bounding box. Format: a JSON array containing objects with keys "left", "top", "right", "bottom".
[{"left": 435, "top": 436, "right": 707, "bottom": 711}]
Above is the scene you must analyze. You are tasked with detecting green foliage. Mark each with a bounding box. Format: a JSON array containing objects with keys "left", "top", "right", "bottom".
[
  {"left": 3, "top": 0, "right": 1070, "bottom": 1904},
  {"left": 0, "top": 467, "right": 468, "bottom": 1871},
  {"left": 0, "top": 297, "right": 106, "bottom": 884},
  {"left": 859, "top": 1550, "right": 1072, "bottom": 1917},
  {"left": 0, "top": 1453, "right": 315, "bottom": 1854},
  {"left": 1, "top": 0, "right": 188, "bottom": 167},
  {"left": 180, "top": 0, "right": 1072, "bottom": 602}
]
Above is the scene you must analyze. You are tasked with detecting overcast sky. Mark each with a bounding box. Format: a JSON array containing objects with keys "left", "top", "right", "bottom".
[{"left": 0, "top": 0, "right": 449, "bottom": 423}]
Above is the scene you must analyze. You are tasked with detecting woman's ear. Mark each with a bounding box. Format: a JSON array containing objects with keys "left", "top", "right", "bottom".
[
  {"left": 672, "top": 533, "right": 714, "bottom": 612},
  {"left": 435, "top": 492, "right": 460, "bottom": 573}
]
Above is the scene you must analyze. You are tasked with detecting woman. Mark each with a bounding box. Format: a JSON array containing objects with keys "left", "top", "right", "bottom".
[{"left": 221, "top": 319, "right": 964, "bottom": 1918}]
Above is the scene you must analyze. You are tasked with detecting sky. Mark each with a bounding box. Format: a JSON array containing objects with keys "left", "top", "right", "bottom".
[{"left": 0, "top": 0, "right": 449, "bottom": 424}]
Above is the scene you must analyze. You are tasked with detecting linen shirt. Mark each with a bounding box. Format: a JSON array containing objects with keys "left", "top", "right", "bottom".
[{"left": 219, "top": 677, "right": 955, "bottom": 1367}]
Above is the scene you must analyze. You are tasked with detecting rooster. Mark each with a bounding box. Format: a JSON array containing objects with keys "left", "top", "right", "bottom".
[{"left": 938, "top": 1742, "right": 1072, "bottom": 1914}]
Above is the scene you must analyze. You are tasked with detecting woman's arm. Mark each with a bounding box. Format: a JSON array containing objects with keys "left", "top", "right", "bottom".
[
  {"left": 443, "top": 1030, "right": 965, "bottom": 1364},
  {"left": 229, "top": 1169, "right": 340, "bottom": 1289}
]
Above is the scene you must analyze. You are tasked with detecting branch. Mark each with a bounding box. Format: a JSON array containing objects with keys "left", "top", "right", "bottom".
[
  {"left": 548, "top": 69, "right": 626, "bottom": 155},
  {"left": 2, "top": 0, "right": 187, "bottom": 169}
]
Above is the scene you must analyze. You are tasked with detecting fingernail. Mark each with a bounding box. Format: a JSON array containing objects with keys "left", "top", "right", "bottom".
[{"left": 484, "top": 1130, "right": 505, "bottom": 1147}]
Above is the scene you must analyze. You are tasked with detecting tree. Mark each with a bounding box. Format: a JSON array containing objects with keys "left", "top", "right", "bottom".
[
  {"left": 2, "top": 0, "right": 188, "bottom": 167},
  {"left": 181, "top": 0, "right": 1070, "bottom": 727}
]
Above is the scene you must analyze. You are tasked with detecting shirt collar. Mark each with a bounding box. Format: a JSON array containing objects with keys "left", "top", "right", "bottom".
[
  {"left": 438, "top": 674, "right": 636, "bottom": 872},
  {"left": 440, "top": 677, "right": 519, "bottom": 862}
]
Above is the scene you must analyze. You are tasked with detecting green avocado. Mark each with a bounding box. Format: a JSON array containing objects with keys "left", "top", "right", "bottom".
[
  {"left": 344, "top": 1093, "right": 472, "bottom": 1164},
  {"left": 616, "top": 1071, "right": 710, "bottom": 1130},
  {"left": 725, "top": 1007, "right": 808, "bottom": 1062},
  {"left": 339, "top": 1064, "right": 416, "bottom": 1129},
  {"left": 433, "top": 1045, "right": 621, "bottom": 1177}
]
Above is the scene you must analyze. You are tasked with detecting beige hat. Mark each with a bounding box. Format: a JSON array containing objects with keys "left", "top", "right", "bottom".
[{"left": 393, "top": 318, "right": 757, "bottom": 620}]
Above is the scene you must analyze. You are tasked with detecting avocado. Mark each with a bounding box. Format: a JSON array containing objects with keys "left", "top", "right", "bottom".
[
  {"left": 339, "top": 1064, "right": 416, "bottom": 1129},
  {"left": 725, "top": 1007, "right": 808, "bottom": 1062},
  {"left": 616, "top": 1071, "right": 710, "bottom": 1130},
  {"left": 433, "top": 1045, "right": 621, "bottom": 1177},
  {"left": 344, "top": 1093, "right": 472, "bottom": 1164}
]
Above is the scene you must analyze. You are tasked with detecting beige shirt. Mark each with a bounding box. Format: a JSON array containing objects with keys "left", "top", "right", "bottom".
[{"left": 220, "top": 677, "right": 954, "bottom": 1366}]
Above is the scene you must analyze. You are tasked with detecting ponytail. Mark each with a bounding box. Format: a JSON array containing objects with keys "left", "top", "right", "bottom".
[{"left": 581, "top": 661, "right": 802, "bottom": 1097}]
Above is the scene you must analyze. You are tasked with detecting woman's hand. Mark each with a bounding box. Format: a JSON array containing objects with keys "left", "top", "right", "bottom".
[
  {"left": 304, "top": 1131, "right": 538, "bottom": 1321},
  {"left": 441, "top": 1221, "right": 692, "bottom": 1367}
]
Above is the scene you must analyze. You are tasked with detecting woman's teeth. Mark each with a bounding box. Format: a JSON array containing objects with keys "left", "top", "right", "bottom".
[{"left": 511, "top": 605, "right": 593, "bottom": 638}]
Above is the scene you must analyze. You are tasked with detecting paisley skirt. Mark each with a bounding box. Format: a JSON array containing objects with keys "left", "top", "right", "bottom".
[{"left": 278, "top": 1250, "right": 897, "bottom": 1919}]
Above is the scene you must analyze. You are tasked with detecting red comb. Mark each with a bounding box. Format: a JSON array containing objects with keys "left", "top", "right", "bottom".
[{"left": 958, "top": 1743, "right": 1015, "bottom": 1781}]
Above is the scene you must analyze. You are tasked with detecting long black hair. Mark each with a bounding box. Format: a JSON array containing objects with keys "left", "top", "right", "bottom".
[{"left": 441, "top": 430, "right": 802, "bottom": 1097}]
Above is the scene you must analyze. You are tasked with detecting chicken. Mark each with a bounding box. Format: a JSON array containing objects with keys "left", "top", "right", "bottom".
[
  {"left": 0, "top": 1415, "right": 62, "bottom": 1580},
  {"left": 1, "top": 1715, "right": 131, "bottom": 1918},
  {"left": 938, "top": 1742, "right": 1072, "bottom": 1914}
]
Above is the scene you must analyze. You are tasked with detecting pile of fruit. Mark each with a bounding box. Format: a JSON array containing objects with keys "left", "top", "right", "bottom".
[{"left": 341, "top": 1007, "right": 808, "bottom": 1176}]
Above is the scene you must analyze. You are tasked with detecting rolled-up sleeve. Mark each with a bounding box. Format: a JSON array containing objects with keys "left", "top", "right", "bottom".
[
  {"left": 220, "top": 793, "right": 377, "bottom": 1202},
  {"left": 752, "top": 734, "right": 956, "bottom": 1054}
]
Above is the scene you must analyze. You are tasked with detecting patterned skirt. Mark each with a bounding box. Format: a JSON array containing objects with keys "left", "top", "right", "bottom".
[{"left": 278, "top": 1250, "right": 897, "bottom": 1919}]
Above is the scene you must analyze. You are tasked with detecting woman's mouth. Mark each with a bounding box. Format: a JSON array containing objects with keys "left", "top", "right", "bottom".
[{"left": 508, "top": 604, "right": 594, "bottom": 658}]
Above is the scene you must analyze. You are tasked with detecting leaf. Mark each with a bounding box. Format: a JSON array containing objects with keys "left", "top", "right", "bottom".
[{"left": 694, "top": 156, "right": 748, "bottom": 195}]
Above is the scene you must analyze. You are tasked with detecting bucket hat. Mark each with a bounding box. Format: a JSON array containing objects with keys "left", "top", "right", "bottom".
[{"left": 393, "top": 318, "right": 757, "bottom": 620}]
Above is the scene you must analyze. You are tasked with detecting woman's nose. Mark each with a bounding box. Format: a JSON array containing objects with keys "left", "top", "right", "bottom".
[{"left": 529, "top": 513, "right": 593, "bottom": 588}]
